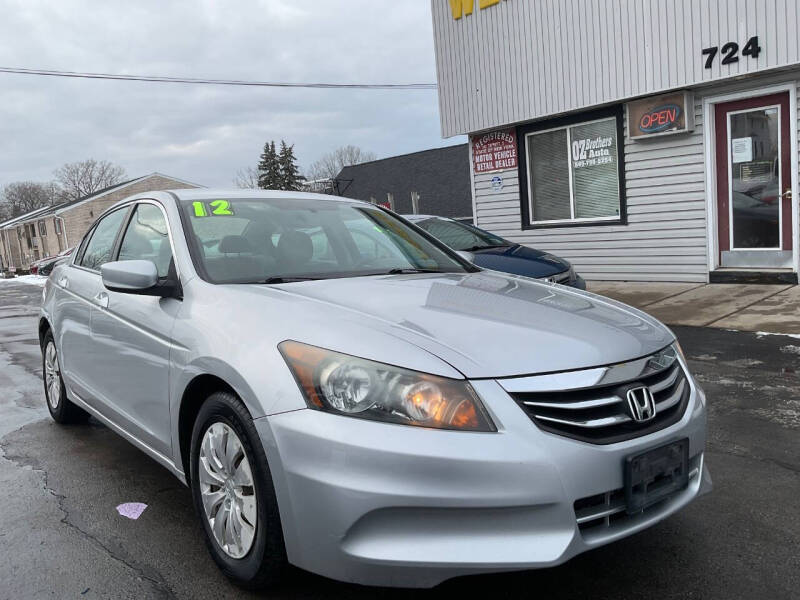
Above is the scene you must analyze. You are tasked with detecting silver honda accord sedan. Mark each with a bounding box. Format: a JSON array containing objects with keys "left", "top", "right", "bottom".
[{"left": 39, "top": 189, "right": 711, "bottom": 589}]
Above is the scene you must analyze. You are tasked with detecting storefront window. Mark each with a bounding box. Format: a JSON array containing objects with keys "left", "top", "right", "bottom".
[{"left": 525, "top": 116, "right": 621, "bottom": 225}]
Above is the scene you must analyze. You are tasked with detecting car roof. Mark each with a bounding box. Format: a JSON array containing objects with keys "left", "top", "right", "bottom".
[
  {"left": 99, "top": 189, "right": 375, "bottom": 226},
  {"left": 170, "top": 189, "right": 366, "bottom": 204},
  {"left": 401, "top": 214, "right": 444, "bottom": 221}
]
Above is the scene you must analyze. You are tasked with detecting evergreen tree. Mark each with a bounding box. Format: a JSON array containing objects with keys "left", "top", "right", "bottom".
[
  {"left": 277, "top": 140, "right": 301, "bottom": 191},
  {"left": 257, "top": 141, "right": 280, "bottom": 189}
]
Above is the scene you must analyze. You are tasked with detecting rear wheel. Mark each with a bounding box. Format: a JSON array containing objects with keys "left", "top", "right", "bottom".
[
  {"left": 189, "top": 391, "right": 287, "bottom": 588},
  {"left": 42, "top": 330, "right": 88, "bottom": 424}
]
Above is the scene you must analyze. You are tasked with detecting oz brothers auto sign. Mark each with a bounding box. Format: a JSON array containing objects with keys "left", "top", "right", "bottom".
[{"left": 472, "top": 129, "right": 518, "bottom": 174}]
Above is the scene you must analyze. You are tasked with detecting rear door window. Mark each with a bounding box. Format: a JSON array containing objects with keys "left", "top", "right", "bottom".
[{"left": 78, "top": 208, "right": 128, "bottom": 271}]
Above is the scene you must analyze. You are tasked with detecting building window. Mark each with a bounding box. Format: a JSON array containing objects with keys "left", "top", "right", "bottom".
[
  {"left": 519, "top": 107, "right": 625, "bottom": 228},
  {"left": 38, "top": 220, "right": 47, "bottom": 236},
  {"left": 411, "top": 191, "right": 420, "bottom": 214},
  {"left": 54, "top": 218, "right": 62, "bottom": 235}
]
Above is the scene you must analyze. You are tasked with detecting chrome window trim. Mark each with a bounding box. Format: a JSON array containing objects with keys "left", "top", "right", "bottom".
[{"left": 116, "top": 198, "right": 183, "bottom": 283}]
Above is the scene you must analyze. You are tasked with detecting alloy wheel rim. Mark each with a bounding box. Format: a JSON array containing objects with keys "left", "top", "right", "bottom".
[
  {"left": 198, "top": 422, "right": 258, "bottom": 559},
  {"left": 44, "top": 342, "right": 61, "bottom": 410}
]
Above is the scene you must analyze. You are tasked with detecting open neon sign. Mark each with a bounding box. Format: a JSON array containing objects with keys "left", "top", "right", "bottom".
[{"left": 638, "top": 104, "right": 682, "bottom": 134}]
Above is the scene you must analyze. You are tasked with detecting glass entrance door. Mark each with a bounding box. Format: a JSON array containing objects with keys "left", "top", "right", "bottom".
[
  {"left": 715, "top": 92, "right": 793, "bottom": 268},
  {"left": 729, "top": 107, "right": 780, "bottom": 249}
]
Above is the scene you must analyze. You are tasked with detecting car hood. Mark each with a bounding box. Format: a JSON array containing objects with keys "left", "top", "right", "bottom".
[
  {"left": 466, "top": 245, "right": 568, "bottom": 278},
  {"left": 263, "top": 271, "right": 673, "bottom": 379}
]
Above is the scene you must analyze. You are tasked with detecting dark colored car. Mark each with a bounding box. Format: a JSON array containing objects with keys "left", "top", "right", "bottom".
[
  {"left": 29, "top": 256, "right": 50, "bottom": 275},
  {"left": 404, "top": 215, "right": 586, "bottom": 289}
]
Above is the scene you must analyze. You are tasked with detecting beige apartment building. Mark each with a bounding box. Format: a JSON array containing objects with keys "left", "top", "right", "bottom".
[{"left": 0, "top": 173, "right": 201, "bottom": 272}]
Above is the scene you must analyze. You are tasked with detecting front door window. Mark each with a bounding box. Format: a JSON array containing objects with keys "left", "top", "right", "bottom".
[
  {"left": 118, "top": 203, "right": 173, "bottom": 278},
  {"left": 78, "top": 208, "right": 128, "bottom": 272}
]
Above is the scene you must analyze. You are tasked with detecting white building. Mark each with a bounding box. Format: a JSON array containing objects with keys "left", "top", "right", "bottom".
[{"left": 432, "top": 0, "right": 800, "bottom": 284}]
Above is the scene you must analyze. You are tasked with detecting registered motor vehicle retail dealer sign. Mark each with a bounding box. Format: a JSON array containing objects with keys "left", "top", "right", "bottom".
[{"left": 472, "top": 128, "right": 518, "bottom": 174}]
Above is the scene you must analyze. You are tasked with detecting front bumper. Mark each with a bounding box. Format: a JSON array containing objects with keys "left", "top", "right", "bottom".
[
  {"left": 255, "top": 375, "right": 710, "bottom": 588},
  {"left": 538, "top": 270, "right": 585, "bottom": 289}
]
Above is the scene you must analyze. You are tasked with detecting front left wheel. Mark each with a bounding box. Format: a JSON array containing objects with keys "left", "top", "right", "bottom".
[{"left": 189, "top": 391, "right": 287, "bottom": 589}]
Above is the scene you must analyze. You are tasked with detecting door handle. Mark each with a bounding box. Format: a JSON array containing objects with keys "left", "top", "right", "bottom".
[
  {"left": 57, "top": 276, "right": 68, "bottom": 289},
  {"left": 781, "top": 189, "right": 792, "bottom": 200},
  {"left": 93, "top": 291, "right": 109, "bottom": 309}
]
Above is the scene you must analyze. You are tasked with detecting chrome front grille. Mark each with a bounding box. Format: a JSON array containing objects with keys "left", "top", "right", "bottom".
[{"left": 503, "top": 347, "right": 690, "bottom": 444}]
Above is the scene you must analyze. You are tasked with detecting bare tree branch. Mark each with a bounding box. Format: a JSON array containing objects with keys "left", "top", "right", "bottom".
[
  {"left": 233, "top": 166, "right": 259, "bottom": 189},
  {"left": 53, "top": 159, "right": 127, "bottom": 200},
  {"left": 0, "top": 181, "right": 63, "bottom": 219},
  {"left": 307, "top": 145, "right": 377, "bottom": 181}
]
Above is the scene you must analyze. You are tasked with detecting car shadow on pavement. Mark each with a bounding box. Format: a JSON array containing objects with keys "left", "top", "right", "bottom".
[{"left": 0, "top": 415, "right": 715, "bottom": 600}]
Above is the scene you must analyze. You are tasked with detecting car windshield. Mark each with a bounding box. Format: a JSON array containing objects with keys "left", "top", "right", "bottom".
[
  {"left": 415, "top": 217, "right": 511, "bottom": 251},
  {"left": 179, "top": 197, "right": 473, "bottom": 284}
]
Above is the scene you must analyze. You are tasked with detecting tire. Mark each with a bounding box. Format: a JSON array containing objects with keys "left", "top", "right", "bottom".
[
  {"left": 41, "top": 330, "right": 89, "bottom": 424},
  {"left": 189, "top": 391, "right": 287, "bottom": 589}
]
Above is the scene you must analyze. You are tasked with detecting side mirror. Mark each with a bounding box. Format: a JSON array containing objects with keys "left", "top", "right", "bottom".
[{"left": 101, "top": 260, "right": 180, "bottom": 298}]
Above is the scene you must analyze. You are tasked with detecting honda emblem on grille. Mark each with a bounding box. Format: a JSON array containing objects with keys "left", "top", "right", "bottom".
[{"left": 626, "top": 386, "right": 656, "bottom": 422}]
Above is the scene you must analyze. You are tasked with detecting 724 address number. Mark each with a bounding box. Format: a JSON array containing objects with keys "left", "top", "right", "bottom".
[{"left": 702, "top": 36, "right": 761, "bottom": 69}]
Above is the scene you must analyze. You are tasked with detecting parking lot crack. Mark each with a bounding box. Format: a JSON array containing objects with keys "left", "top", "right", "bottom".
[
  {"left": 0, "top": 438, "right": 177, "bottom": 600},
  {"left": 708, "top": 443, "right": 800, "bottom": 476}
]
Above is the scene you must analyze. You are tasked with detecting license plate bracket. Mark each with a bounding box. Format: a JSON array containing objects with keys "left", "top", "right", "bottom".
[{"left": 625, "top": 438, "right": 689, "bottom": 515}]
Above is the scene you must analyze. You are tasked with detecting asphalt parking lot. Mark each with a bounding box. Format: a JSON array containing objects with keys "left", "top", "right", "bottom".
[{"left": 0, "top": 279, "right": 798, "bottom": 599}]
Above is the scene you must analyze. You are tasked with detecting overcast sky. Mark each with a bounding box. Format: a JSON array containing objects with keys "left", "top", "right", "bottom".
[{"left": 0, "top": 0, "right": 462, "bottom": 189}]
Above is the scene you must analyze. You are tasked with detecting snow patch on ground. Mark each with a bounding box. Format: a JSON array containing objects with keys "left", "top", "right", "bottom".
[
  {"left": 779, "top": 345, "right": 800, "bottom": 356},
  {"left": 755, "top": 330, "right": 800, "bottom": 340},
  {"left": 726, "top": 358, "right": 764, "bottom": 367},
  {"left": 0, "top": 275, "right": 47, "bottom": 287},
  {"left": 692, "top": 353, "right": 718, "bottom": 361},
  {"left": 749, "top": 407, "right": 800, "bottom": 429}
]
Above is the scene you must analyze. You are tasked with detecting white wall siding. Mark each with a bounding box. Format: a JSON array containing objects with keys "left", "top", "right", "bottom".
[
  {"left": 472, "top": 72, "right": 800, "bottom": 282},
  {"left": 433, "top": 0, "right": 800, "bottom": 137}
]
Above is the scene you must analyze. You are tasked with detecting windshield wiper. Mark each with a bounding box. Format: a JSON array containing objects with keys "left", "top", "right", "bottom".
[
  {"left": 460, "top": 243, "right": 511, "bottom": 252},
  {"left": 385, "top": 268, "right": 445, "bottom": 275},
  {"left": 259, "top": 276, "right": 320, "bottom": 284}
]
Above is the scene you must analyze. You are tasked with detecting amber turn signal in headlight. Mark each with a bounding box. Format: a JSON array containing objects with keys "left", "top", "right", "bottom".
[{"left": 278, "top": 340, "right": 496, "bottom": 432}]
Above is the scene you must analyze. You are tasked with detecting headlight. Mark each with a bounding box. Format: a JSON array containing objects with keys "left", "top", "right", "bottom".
[
  {"left": 645, "top": 344, "right": 680, "bottom": 373},
  {"left": 279, "top": 340, "right": 496, "bottom": 432}
]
